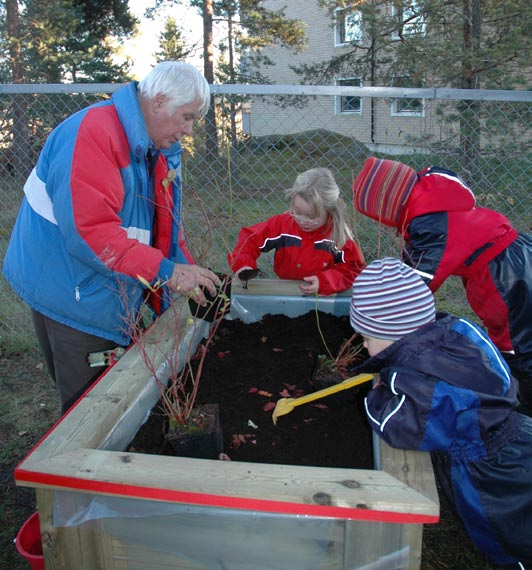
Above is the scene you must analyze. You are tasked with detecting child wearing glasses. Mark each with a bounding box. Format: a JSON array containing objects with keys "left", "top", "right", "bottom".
[{"left": 227, "top": 167, "right": 365, "bottom": 295}]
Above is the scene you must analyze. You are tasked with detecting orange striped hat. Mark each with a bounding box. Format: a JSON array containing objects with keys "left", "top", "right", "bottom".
[{"left": 353, "top": 158, "right": 418, "bottom": 227}]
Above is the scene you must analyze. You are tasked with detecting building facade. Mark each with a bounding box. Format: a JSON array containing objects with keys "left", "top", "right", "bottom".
[{"left": 247, "top": 1, "right": 447, "bottom": 154}]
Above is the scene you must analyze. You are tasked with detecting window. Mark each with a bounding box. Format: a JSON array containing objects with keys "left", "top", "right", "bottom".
[
  {"left": 336, "top": 78, "right": 362, "bottom": 114},
  {"left": 391, "top": 76, "right": 424, "bottom": 116},
  {"left": 392, "top": 1, "right": 426, "bottom": 39},
  {"left": 334, "top": 8, "right": 363, "bottom": 46}
]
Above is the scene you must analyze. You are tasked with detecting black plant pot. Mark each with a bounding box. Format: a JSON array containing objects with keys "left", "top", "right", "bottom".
[{"left": 166, "top": 404, "right": 223, "bottom": 460}]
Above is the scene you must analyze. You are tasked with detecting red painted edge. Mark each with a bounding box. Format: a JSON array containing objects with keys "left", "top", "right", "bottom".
[{"left": 15, "top": 468, "right": 439, "bottom": 524}]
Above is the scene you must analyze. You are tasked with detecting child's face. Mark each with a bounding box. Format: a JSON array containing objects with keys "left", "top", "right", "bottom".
[
  {"left": 289, "top": 195, "right": 326, "bottom": 232},
  {"left": 363, "top": 335, "right": 395, "bottom": 357}
]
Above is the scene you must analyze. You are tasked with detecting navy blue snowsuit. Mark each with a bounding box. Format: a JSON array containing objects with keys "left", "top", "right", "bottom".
[{"left": 352, "top": 313, "right": 532, "bottom": 569}]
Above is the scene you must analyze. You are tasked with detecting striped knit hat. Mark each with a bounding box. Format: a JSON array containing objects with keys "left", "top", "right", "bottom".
[
  {"left": 350, "top": 258, "right": 435, "bottom": 341},
  {"left": 353, "top": 158, "right": 418, "bottom": 227}
]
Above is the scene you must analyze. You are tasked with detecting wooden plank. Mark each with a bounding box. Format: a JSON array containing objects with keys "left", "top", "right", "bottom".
[
  {"left": 18, "top": 448, "right": 438, "bottom": 520},
  {"left": 379, "top": 439, "right": 439, "bottom": 506},
  {"left": 35, "top": 488, "right": 57, "bottom": 570},
  {"left": 379, "top": 440, "right": 440, "bottom": 570},
  {"left": 232, "top": 278, "right": 351, "bottom": 297},
  {"left": 18, "top": 300, "right": 206, "bottom": 463},
  {"left": 36, "top": 488, "right": 110, "bottom": 570}
]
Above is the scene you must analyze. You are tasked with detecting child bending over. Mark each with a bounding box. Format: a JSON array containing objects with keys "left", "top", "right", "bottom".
[{"left": 353, "top": 158, "right": 532, "bottom": 413}]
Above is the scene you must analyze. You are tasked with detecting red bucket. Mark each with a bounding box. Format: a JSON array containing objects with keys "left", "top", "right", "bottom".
[{"left": 15, "top": 512, "right": 44, "bottom": 570}]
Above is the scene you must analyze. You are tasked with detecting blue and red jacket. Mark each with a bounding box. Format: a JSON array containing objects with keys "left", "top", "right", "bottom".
[
  {"left": 227, "top": 212, "right": 365, "bottom": 295},
  {"left": 351, "top": 313, "right": 532, "bottom": 568},
  {"left": 395, "top": 167, "right": 531, "bottom": 378},
  {"left": 2, "top": 82, "right": 193, "bottom": 345}
]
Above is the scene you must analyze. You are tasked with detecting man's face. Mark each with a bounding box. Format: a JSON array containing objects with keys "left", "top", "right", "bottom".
[{"left": 149, "top": 96, "right": 201, "bottom": 149}]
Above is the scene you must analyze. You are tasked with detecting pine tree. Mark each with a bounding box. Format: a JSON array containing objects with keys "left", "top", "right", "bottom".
[
  {"left": 291, "top": 0, "right": 532, "bottom": 160},
  {"left": 146, "top": 0, "right": 305, "bottom": 155},
  {"left": 0, "top": 0, "right": 136, "bottom": 179},
  {"left": 155, "top": 16, "right": 195, "bottom": 62},
  {"left": 3, "top": 0, "right": 136, "bottom": 83}
]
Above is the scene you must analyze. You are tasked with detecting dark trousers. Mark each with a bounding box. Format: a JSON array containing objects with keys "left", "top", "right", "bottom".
[{"left": 31, "top": 309, "right": 120, "bottom": 414}]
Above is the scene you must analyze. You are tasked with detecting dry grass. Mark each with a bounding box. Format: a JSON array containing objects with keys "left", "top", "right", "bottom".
[{"left": 0, "top": 349, "right": 59, "bottom": 569}]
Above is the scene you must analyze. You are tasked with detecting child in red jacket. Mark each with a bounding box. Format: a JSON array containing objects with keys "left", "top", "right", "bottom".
[
  {"left": 228, "top": 167, "right": 365, "bottom": 295},
  {"left": 353, "top": 157, "right": 532, "bottom": 413}
]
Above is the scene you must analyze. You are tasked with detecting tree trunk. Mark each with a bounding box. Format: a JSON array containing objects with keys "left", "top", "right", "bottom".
[
  {"left": 227, "top": 13, "right": 238, "bottom": 150},
  {"left": 460, "top": 0, "right": 481, "bottom": 163},
  {"left": 6, "top": 0, "right": 29, "bottom": 178},
  {"left": 6, "top": 0, "right": 23, "bottom": 82},
  {"left": 203, "top": 0, "right": 218, "bottom": 158}
]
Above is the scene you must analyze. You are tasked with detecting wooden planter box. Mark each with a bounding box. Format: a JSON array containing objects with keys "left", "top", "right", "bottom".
[{"left": 15, "top": 280, "right": 439, "bottom": 570}]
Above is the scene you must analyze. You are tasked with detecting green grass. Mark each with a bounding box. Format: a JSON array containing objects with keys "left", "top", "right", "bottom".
[
  {"left": 2, "top": 133, "right": 530, "bottom": 350},
  {"left": 0, "top": 272, "right": 36, "bottom": 355}
]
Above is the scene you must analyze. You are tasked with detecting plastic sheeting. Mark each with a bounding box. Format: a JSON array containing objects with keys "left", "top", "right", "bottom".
[
  {"left": 52, "top": 491, "right": 411, "bottom": 570},
  {"left": 228, "top": 290, "right": 351, "bottom": 323}
]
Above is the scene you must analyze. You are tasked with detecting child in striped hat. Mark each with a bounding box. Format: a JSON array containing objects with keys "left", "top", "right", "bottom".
[
  {"left": 353, "top": 157, "right": 532, "bottom": 415},
  {"left": 349, "top": 257, "right": 532, "bottom": 570}
]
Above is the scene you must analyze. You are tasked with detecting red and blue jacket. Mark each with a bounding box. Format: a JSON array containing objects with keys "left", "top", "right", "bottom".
[{"left": 2, "top": 82, "right": 193, "bottom": 345}]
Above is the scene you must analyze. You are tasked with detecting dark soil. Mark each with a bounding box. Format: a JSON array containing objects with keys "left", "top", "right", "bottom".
[{"left": 129, "top": 311, "right": 374, "bottom": 468}]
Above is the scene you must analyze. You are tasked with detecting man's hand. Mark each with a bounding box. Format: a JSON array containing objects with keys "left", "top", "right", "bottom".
[{"left": 169, "top": 265, "right": 221, "bottom": 306}]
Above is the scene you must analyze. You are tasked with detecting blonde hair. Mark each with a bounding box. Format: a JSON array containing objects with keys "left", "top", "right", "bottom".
[{"left": 285, "top": 167, "right": 353, "bottom": 247}]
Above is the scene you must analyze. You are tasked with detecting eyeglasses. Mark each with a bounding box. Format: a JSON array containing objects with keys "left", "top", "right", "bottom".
[{"left": 289, "top": 209, "right": 322, "bottom": 226}]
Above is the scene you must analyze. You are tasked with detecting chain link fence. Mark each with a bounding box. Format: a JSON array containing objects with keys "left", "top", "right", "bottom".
[{"left": 1, "top": 84, "right": 531, "bottom": 351}]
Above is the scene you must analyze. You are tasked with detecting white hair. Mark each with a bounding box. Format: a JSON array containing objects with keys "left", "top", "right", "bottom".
[{"left": 138, "top": 61, "right": 210, "bottom": 117}]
